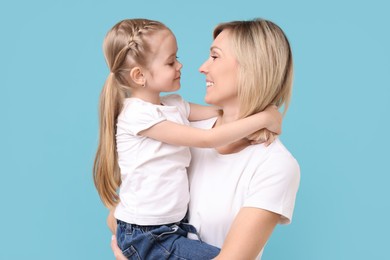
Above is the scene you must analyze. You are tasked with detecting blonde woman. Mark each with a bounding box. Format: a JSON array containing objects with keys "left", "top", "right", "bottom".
[{"left": 110, "top": 18, "right": 300, "bottom": 260}]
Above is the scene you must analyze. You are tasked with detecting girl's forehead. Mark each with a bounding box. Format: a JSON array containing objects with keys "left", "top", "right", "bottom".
[
  {"left": 149, "top": 30, "right": 176, "bottom": 46},
  {"left": 148, "top": 30, "right": 177, "bottom": 57}
]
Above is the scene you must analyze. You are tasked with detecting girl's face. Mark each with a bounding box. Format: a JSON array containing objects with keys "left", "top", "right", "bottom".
[
  {"left": 144, "top": 29, "right": 182, "bottom": 94},
  {"left": 199, "top": 30, "right": 239, "bottom": 108}
]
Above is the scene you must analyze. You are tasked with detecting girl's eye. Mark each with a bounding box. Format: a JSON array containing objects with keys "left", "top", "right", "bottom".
[
  {"left": 211, "top": 55, "right": 217, "bottom": 60},
  {"left": 168, "top": 56, "right": 179, "bottom": 66}
]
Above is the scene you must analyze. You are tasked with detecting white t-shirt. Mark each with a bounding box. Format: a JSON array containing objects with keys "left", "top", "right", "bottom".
[
  {"left": 188, "top": 118, "right": 300, "bottom": 259},
  {"left": 115, "top": 94, "right": 191, "bottom": 225}
]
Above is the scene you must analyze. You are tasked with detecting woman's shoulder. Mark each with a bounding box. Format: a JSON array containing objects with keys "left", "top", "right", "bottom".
[
  {"left": 260, "top": 139, "right": 300, "bottom": 178},
  {"left": 267, "top": 139, "right": 297, "bottom": 159}
]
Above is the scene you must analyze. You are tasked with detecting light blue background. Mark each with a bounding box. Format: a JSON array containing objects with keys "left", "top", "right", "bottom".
[{"left": 1, "top": 0, "right": 389, "bottom": 259}]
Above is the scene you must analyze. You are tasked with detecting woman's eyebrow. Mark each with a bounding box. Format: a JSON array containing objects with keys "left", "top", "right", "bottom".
[{"left": 210, "top": 46, "right": 222, "bottom": 52}]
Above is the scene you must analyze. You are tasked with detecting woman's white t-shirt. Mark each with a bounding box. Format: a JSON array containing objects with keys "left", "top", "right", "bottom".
[
  {"left": 188, "top": 118, "right": 300, "bottom": 259},
  {"left": 115, "top": 94, "right": 191, "bottom": 225}
]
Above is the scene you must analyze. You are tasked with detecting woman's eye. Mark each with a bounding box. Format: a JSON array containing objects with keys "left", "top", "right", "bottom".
[{"left": 211, "top": 55, "right": 217, "bottom": 60}]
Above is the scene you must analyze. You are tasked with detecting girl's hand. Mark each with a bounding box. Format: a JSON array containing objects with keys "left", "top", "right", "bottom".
[
  {"left": 249, "top": 133, "right": 277, "bottom": 146},
  {"left": 111, "top": 235, "right": 127, "bottom": 260},
  {"left": 247, "top": 105, "right": 282, "bottom": 146},
  {"left": 263, "top": 105, "right": 282, "bottom": 135}
]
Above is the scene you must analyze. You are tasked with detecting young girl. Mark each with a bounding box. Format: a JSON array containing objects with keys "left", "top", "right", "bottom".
[{"left": 93, "top": 18, "right": 281, "bottom": 259}]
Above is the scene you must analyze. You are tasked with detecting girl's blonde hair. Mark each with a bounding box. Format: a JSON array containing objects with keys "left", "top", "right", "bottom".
[
  {"left": 213, "top": 18, "right": 294, "bottom": 141},
  {"left": 93, "top": 19, "right": 168, "bottom": 208}
]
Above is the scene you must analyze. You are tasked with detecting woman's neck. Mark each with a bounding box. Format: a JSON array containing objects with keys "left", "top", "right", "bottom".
[
  {"left": 214, "top": 108, "right": 251, "bottom": 154},
  {"left": 217, "top": 106, "right": 240, "bottom": 124}
]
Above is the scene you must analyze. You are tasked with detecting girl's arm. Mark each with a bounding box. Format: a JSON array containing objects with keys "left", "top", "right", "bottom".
[
  {"left": 188, "top": 103, "right": 220, "bottom": 121},
  {"left": 214, "top": 207, "right": 280, "bottom": 260},
  {"left": 140, "top": 106, "right": 281, "bottom": 148}
]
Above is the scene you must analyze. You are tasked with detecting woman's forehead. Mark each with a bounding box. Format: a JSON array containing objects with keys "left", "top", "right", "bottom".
[{"left": 211, "top": 30, "right": 233, "bottom": 53}]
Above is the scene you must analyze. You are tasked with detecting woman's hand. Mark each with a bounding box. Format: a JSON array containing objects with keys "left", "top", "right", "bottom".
[
  {"left": 107, "top": 209, "right": 127, "bottom": 259},
  {"left": 111, "top": 235, "right": 127, "bottom": 260}
]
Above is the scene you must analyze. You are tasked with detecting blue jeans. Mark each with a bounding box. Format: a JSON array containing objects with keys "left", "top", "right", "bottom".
[{"left": 116, "top": 219, "right": 220, "bottom": 260}]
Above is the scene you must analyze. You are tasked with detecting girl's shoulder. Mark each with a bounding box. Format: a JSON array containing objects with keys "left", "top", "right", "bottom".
[{"left": 160, "top": 94, "right": 185, "bottom": 106}]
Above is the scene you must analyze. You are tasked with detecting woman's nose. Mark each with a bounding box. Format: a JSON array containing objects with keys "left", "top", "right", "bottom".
[{"left": 198, "top": 59, "right": 209, "bottom": 74}]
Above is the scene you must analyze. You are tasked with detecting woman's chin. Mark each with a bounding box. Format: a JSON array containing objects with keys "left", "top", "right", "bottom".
[{"left": 204, "top": 96, "right": 214, "bottom": 105}]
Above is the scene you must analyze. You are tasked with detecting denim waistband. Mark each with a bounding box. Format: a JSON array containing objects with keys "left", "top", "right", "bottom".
[{"left": 117, "top": 219, "right": 182, "bottom": 232}]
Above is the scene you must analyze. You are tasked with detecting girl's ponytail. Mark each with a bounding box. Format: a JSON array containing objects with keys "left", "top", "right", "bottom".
[{"left": 93, "top": 73, "right": 124, "bottom": 208}]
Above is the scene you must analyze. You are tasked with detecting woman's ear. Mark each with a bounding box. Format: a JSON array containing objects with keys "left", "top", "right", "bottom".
[{"left": 129, "top": 67, "right": 146, "bottom": 86}]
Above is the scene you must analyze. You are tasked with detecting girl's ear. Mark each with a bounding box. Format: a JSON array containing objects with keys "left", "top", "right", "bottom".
[{"left": 129, "top": 67, "right": 145, "bottom": 86}]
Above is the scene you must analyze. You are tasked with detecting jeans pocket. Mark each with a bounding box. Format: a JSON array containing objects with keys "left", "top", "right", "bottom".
[{"left": 123, "top": 245, "right": 141, "bottom": 260}]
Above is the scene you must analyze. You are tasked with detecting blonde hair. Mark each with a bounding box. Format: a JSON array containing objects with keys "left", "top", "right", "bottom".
[
  {"left": 213, "top": 18, "right": 294, "bottom": 141},
  {"left": 93, "top": 19, "right": 168, "bottom": 208}
]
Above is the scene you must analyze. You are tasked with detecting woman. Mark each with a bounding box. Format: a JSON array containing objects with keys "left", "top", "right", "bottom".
[{"left": 110, "top": 18, "right": 300, "bottom": 259}]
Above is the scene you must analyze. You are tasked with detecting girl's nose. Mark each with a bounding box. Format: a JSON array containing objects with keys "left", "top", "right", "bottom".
[{"left": 177, "top": 61, "right": 183, "bottom": 70}]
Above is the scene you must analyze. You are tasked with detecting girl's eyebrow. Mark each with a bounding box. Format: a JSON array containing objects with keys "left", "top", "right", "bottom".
[
  {"left": 165, "top": 49, "right": 179, "bottom": 60},
  {"left": 164, "top": 53, "right": 176, "bottom": 61}
]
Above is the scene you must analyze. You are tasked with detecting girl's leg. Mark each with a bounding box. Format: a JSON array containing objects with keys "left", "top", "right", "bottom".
[
  {"left": 117, "top": 220, "right": 220, "bottom": 260},
  {"left": 147, "top": 223, "right": 220, "bottom": 260}
]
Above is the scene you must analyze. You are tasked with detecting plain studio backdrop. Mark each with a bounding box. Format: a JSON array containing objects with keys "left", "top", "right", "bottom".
[{"left": 1, "top": 0, "right": 389, "bottom": 259}]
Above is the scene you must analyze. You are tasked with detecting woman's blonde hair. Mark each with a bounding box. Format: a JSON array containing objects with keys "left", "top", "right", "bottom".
[
  {"left": 93, "top": 19, "right": 168, "bottom": 208},
  {"left": 213, "top": 18, "right": 294, "bottom": 141}
]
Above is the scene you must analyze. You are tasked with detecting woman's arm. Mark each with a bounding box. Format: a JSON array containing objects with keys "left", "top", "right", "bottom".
[
  {"left": 215, "top": 207, "right": 280, "bottom": 260},
  {"left": 111, "top": 236, "right": 127, "bottom": 260},
  {"left": 109, "top": 208, "right": 279, "bottom": 260},
  {"left": 188, "top": 103, "right": 220, "bottom": 121},
  {"left": 107, "top": 209, "right": 116, "bottom": 235},
  {"left": 140, "top": 105, "right": 281, "bottom": 148},
  {"left": 108, "top": 210, "right": 128, "bottom": 260}
]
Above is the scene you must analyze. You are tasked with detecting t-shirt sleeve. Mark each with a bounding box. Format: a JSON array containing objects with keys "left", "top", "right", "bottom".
[
  {"left": 161, "top": 94, "right": 190, "bottom": 119},
  {"left": 119, "top": 102, "right": 167, "bottom": 135},
  {"left": 244, "top": 153, "right": 300, "bottom": 224}
]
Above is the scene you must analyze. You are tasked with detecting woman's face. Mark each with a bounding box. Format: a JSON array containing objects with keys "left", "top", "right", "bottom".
[{"left": 199, "top": 30, "right": 239, "bottom": 108}]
